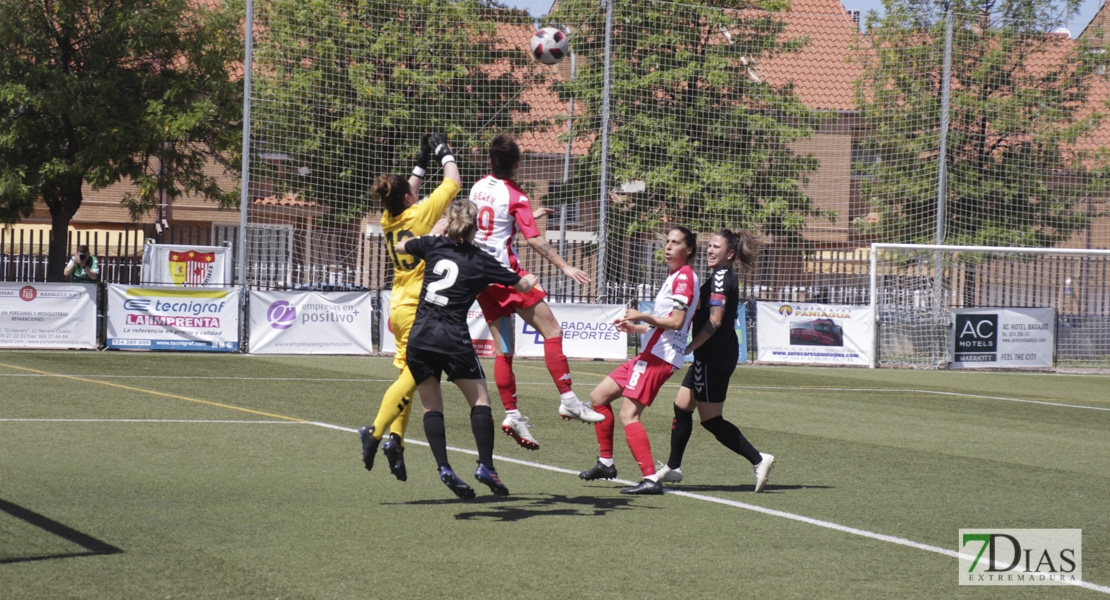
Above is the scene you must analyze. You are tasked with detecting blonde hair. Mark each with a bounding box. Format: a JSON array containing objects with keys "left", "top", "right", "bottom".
[{"left": 445, "top": 200, "right": 477, "bottom": 243}]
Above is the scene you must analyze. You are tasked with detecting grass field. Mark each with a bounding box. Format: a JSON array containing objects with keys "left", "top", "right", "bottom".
[{"left": 2, "top": 350, "right": 1109, "bottom": 599}]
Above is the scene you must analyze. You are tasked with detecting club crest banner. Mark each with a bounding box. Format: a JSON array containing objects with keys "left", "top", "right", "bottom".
[
  {"left": 0, "top": 283, "right": 97, "bottom": 349},
  {"left": 379, "top": 292, "right": 494, "bottom": 357},
  {"left": 249, "top": 290, "right": 373, "bottom": 354},
  {"left": 106, "top": 285, "right": 240, "bottom": 351},
  {"left": 141, "top": 244, "right": 233, "bottom": 287},
  {"left": 515, "top": 303, "right": 627, "bottom": 360}
]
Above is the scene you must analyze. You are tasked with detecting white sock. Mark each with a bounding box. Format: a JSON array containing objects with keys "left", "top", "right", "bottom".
[
  {"left": 560, "top": 391, "right": 580, "bottom": 407},
  {"left": 505, "top": 409, "right": 522, "bottom": 419},
  {"left": 599, "top": 457, "right": 615, "bottom": 467}
]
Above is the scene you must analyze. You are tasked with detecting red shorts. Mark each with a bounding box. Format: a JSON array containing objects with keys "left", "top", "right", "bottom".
[
  {"left": 476, "top": 282, "right": 548, "bottom": 322},
  {"left": 608, "top": 352, "right": 678, "bottom": 407}
]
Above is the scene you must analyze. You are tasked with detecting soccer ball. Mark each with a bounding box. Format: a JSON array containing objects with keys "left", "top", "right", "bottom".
[{"left": 530, "top": 27, "right": 568, "bottom": 65}]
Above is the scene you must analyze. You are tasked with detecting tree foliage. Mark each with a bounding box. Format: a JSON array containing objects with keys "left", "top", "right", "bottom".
[
  {"left": 0, "top": 0, "right": 243, "bottom": 280},
  {"left": 251, "top": 0, "right": 541, "bottom": 226},
  {"left": 853, "top": 0, "right": 1110, "bottom": 247},
  {"left": 547, "top": 0, "right": 825, "bottom": 243}
]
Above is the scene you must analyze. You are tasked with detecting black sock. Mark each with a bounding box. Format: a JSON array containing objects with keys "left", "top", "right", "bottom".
[
  {"left": 701, "top": 416, "right": 761, "bottom": 465},
  {"left": 423, "top": 411, "right": 450, "bottom": 470},
  {"left": 470, "top": 405, "right": 495, "bottom": 470},
  {"left": 667, "top": 404, "right": 694, "bottom": 469}
]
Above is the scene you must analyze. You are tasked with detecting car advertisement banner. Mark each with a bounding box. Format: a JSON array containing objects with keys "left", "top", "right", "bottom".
[
  {"left": 515, "top": 303, "right": 627, "bottom": 360},
  {"left": 0, "top": 283, "right": 97, "bottom": 349},
  {"left": 756, "top": 302, "right": 874, "bottom": 366},
  {"left": 106, "top": 285, "right": 240, "bottom": 351},
  {"left": 249, "top": 290, "right": 373, "bottom": 354},
  {"left": 949, "top": 307, "right": 1055, "bottom": 369},
  {"left": 141, "top": 243, "right": 234, "bottom": 287},
  {"left": 638, "top": 301, "right": 748, "bottom": 363},
  {"left": 379, "top": 292, "right": 494, "bottom": 357}
]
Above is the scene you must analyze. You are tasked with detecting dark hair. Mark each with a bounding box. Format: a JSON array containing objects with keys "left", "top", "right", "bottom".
[
  {"left": 371, "top": 174, "right": 411, "bottom": 218},
  {"left": 446, "top": 200, "right": 477, "bottom": 243},
  {"left": 489, "top": 134, "right": 520, "bottom": 179},
  {"left": 77, "top": 244, "right": 90, "bottom": 254},
  {"left": 713, "top": 228, "right": 760, "bottom": 272},
  {"left": 670, "top": 226, "right": 697, "bottom": 258}
]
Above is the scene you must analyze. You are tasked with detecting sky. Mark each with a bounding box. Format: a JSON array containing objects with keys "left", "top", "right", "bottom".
[{"left": 503, "top": 0, "right": 1105, "bottom": 37}]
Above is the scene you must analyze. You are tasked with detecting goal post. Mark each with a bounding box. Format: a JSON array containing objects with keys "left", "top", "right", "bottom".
[{"left": 869, "top": 243, "right": 1110, "bottom": 370}]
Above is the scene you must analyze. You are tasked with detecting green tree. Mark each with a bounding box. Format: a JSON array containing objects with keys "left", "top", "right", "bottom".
[
  {"left": 547, "top": 0, "right": 825, "bottom": 246},
  {"left": 251, "top": 0, "right": 541, "bottom": 225},
  {"left": 853, "top": 0, "right": 1110, "bottom": 247},
  {"left": 0, "top": 0, "right": 243, "bottom": 281}
]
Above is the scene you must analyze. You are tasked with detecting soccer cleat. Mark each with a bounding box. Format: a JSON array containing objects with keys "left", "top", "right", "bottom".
[
  {"left": 578, "top": 460, "right": 618, "bottom": 481},
  {"left": 501, "top": 414, "right": 539, "bottom": 450},
  {"left": 621, "top": 479, "right": 664, "bottom": 495},
  {"left": 473, "top": 463, "right": 509, "bottom": 496},
  {"left": 654, "top": 463, "right": 684, "bottom": 483},
  {"left": 439, "top": 466, "right": 476, "bottom": 500},
  {"left": 358, "top": 425, "right": 379, "bottom": 472},
  {"left": 558, "top": 401, "right": 606, "bottom": 424},
  {"left": 753, "top": 452, "right": 776, "bottom": 493},
  {"left": 381, "top": 434, "right": 407, "bottom": 482}
]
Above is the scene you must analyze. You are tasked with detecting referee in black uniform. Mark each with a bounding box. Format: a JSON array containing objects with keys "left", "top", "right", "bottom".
[
  {"left": 394, "top": 200, "right": 538, "bottom": 500},
  {"left": 653, "top": 229, "right": 777, "bottom": 492}
]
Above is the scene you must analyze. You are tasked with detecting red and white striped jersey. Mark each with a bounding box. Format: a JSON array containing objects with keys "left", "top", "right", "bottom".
[
  {"left": 468, "top": 174, "right": 542, "bottom": 274},
  {"left": 642, "top": 264, "right": 700, "bottom": 368}
]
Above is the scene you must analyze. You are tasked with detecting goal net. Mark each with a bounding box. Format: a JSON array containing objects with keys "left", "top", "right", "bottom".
[{"left": 870, "top": 243, "right": 1110, "bottom": 370}]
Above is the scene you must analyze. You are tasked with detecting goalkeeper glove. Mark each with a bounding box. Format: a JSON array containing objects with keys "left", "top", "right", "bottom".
[
  {"left": 430, "top": 133, "right": 455, "bottom": 165},
  {"left": 412, "top": 134, "right": 432, "bottom": 178}
]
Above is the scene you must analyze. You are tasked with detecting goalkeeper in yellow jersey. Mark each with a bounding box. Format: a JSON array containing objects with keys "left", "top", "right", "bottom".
[{"left": 360, "top": 133, "right": 459, "bottom": 481}]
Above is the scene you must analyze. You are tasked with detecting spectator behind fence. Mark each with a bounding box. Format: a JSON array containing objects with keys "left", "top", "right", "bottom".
[{"left": 64, "top": 245, "right": 99, "bottom": 283}]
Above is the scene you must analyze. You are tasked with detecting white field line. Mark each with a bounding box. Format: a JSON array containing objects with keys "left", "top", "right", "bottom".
[
  {"left": 316, "top": 420, "right": 1109, "bottom": 595},
  {"left": 4, "top": 416, "right": 1105, "bottom": 594},
  {"left": 3, "top": 372, "right": 1106, "bottom": 411}
]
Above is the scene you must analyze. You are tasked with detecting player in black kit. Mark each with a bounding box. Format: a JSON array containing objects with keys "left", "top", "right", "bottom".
[
  {"left": 653, "top": 229, "right": 777, "bottom": 492},
  {"left": 394, "top": 200, "right": 538, "bottom": 500}
]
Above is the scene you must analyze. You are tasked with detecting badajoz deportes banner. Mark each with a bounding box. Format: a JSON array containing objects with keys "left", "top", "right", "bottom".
[
  {"left": 0, "top": 283, "right": 97, "bottom": 349},
  {"left": 514, "top": 303, "right": 627, "bottom": 360},
  {"left": 106, "top": 285, "right": 240, "bottom": 351},
  {"left": 756, "top": 302, "right": 874, "bottom": 366},
  {"left": 249, "top": 290, "right": 373, "bottom": 354}
]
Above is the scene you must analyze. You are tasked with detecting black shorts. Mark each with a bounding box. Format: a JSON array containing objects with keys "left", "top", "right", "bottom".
[
  {"left": 406, "top": 346, "right": 486, "bottom": 385},
  {"left": 680, "top": 358, "right": 736, "bottom": 403}
]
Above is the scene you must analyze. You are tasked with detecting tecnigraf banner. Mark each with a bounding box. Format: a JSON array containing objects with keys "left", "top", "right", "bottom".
[
  {"left": 0, "top": 283, "right": 97, "bottom": 349},
  {"left": 106, "top": 285, "right": 240, "bottom": 351},
  {"left": 250, "top": 290, "right": 373, "bottom": 354},
  {"left": 756, "top": 302, "right": 874, "bottom": 366}
]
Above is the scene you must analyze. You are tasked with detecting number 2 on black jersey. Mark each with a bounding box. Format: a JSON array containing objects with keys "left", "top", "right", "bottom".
[{"left": 424, "top": 259, "right": 459, "bottom": 306}]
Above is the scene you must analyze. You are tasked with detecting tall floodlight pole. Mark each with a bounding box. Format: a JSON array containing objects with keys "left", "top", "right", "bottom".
[
  {"left": 596, "top": 0, "right": 614, "bottom": 302},
  {"left": 237, "top": 0, "right": 255, "bottom": 288}
]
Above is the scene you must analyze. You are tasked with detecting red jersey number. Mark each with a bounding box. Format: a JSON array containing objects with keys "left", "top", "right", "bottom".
[{"left": 477, "top": 206, "right": 495, "bottom": 241}]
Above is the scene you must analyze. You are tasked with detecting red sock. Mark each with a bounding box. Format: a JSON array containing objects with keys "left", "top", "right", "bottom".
[
  {"left": 624, "top": 421, "right": 656, "bottom": 477},
  {"left": 494, "top": 355, "right": 517, "bottom": 411},
  {"left": 593, "top": 404, "right": 615, "bottom": 459},
  {"left": 543, "top": 337, "right": 573, "bottom": 394}
]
